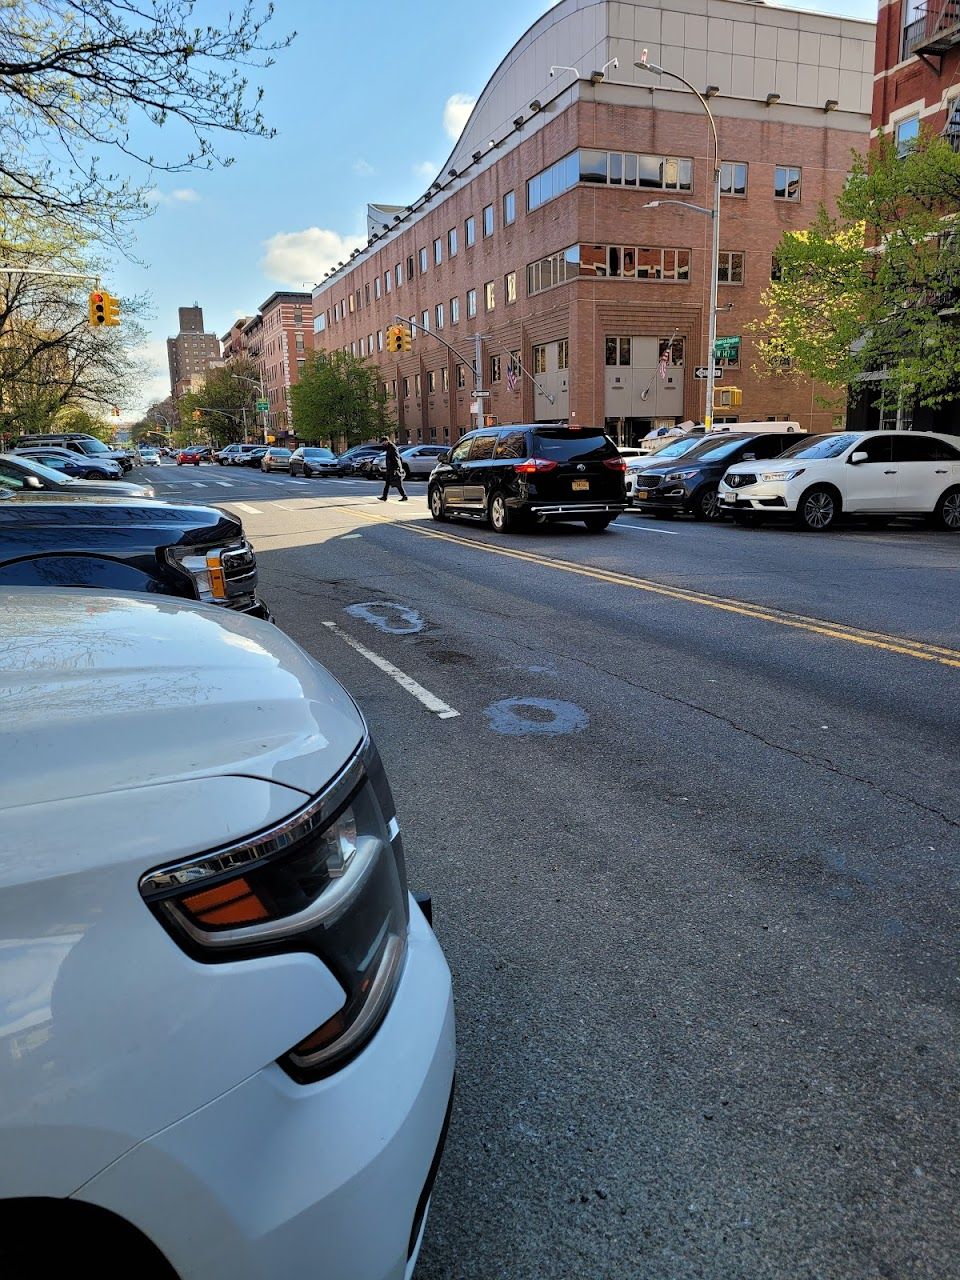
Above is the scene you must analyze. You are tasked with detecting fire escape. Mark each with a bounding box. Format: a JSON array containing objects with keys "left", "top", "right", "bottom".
[{"left": 903, "top": 0, "right": 960, "bottom": 62}]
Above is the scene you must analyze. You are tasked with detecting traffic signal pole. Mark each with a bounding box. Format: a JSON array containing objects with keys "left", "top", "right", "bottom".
[{"left": 392, "top": 315, "right": 486, "bottom": 428}]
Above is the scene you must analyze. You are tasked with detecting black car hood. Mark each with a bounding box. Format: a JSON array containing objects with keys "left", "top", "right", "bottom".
[{"left": 0, "top": 495, "right": 242, "bottom": 545}]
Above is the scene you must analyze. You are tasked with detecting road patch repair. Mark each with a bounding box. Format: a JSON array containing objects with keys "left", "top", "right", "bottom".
[{"left": 484, "top": 697, "right": 589, "bottom": 736}]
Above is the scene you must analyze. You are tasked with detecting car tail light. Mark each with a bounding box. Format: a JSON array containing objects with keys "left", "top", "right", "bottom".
[
  {"left": 603, "top": 458, "right": 627, "bottom": 472},
  {"left": 514, "top": 458, "right": 557, "bottom": 473},
  {"left": 139, "top": 740, "right": 409, "bottom": 1080}
]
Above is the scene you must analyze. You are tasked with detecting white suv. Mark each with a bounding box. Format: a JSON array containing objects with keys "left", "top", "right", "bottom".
[
  {"left": 719, "top": 430, "right": 960, "bottom": 531},
  {"left": 0, "top": 588, "right": 455, "bottom": 1280}
]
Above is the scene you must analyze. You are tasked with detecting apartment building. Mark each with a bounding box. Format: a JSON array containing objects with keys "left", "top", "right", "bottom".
[
  {"left": 166, "top": 306, "right": 222, "bottom": 400},
  {"left": 311, "top": 0, "right": 875, "bottom": 444},
  {"left": 257, "top": 291, "right": 313, "bottom": 442},
  {"left": 874, "top": 0, "right": 960, "bottom": 140}
]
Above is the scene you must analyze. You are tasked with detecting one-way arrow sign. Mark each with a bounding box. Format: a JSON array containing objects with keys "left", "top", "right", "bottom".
[{"left": 694, "top": 366, "right": 723, "bottom": 380}]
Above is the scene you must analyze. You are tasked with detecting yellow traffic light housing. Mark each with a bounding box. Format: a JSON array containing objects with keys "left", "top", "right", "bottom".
[
  {"left": 385, "top": 325, "right": 398, "bottom": 353},
  {"left": 399, "top": 325, "right": 412, "bottom": 352},
  {"left": 88, "top": 291, "right": 106, "bottom": 327},
  {"left": 714, "top": 387, "right": 742, "bottom": 409},
  {"left": 103, "top": 292, "right": 121, "bottom": 326}
]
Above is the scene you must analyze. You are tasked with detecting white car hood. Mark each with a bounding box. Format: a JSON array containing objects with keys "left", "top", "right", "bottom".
[{"left": 0, "top": 589, "right": 366, "bottom": 809}]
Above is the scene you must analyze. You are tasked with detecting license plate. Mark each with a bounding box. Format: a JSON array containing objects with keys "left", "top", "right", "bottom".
[
  {"left": 722, "top": 495, "right": 737, "bottom": 505},
  {"left": 572, "top": 479, "right": 590, "bottom": 491},
  {"left": 636, "top": 489, "right": 648, "bottom": 500}
]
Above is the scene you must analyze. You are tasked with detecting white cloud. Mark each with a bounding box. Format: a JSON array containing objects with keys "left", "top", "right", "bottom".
[
  {"left": 148, "top": 187, "right": 200, "bottom": 206},
  {"left": 353, "top": 158, "right": 375, "bottom": 176},
  {"left": 127, "top": 338, "right": 173, "bottom": 419},
  {"left": 412, "top": 160, "right": 437, "bottom": 181},
  {"left": 443, "top": 93, "right": 476, "bottom": 141},
  {"left": 260, "top": 226, "right": 366, "bottom": 286}
]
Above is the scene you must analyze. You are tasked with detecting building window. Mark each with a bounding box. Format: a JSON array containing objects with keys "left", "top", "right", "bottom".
[
  {"left": 348, "top": 293, "right": 355, "bottom": 313},
  {"left": 439, "top": 366, "right": 447, "bottom": 392},
  {"left": 389, "top": 379, "right": 396, "bottom": 398},
  {"left": 434, "top": 237, "right": 442, "bottom": 266},
  {"left": 419, "top": 247, "right": 428, "bottom": 273},
  {"left": 451, "top": 296, "right": 460, "bottom": 324},
  {"left": 895, "top": 116, "right": 920, "bottom": 157},
  {"left": 456, "top": 364, "right": 467, "bottom": 388},
  {"left": 467, "top": 288, "right": 477, "bottom": 317},
  {"left": 533, "top": 345, "right": 546, "bottom": 375},
  {"left": 527, "top": 151, "right": 580, "bottom": 210},
  {"left": 295, "top": 331, "right": 305, "bottom": 351},
  {"left": 355, "top": 289, "right": 361, "bottom": 310},
  {"left": 415, "top": 373, "right": 421, "bottom": 396},
  {"left": 395, "top": 263, "right": 402, "bottom": 287},
  {"left": 375, "top": 277, "right": 381, "bottom": 299},
  {"left": 490, "top": 354, "right": 501, "bottom": 382},
  {"left": 577, "top": 243, "right": 690, "bottom": 282},
  {"left": 503, "top": 190, "right": 516, "bottom": 225},
  {"left": 297, "top": 358, "right": 305, "bottom": 372},
  {"left": 465, "top": 215, "right": 476, "bottom": 247},
  {"left": 483, "top": 204, "right": 494, "bottom": 237},
  {"left": 717, "top": 251, "right": 745, "bottom": 284},
  {"left": 427, "top": 370, "right": 436, "bottom": 394},
  {"left": 558, "top": 338, "right": 569, "bottom": 370},
  {"left": 771, "top": 255, "right": 783, "bottom": 282},
  {"left": 385, "top": 270, "right": 392, "bottom": 294},
  {"left": 314, "top": 313, "right": 326, "bottom": 333},
  {"left": 435, "top": 302, "right": 444, "bottom": 330},
  {"left": 421, "top": 309, "right": 430, "bottom": 334},
  {"left": 715, "top": 336, "right": 741, "bottom": 368},
  {"left": 774, "top": 166, "right": 802, "bottom": 201},
  {"left": 526, "top": 244, "right": 580, "bottom": 295},
  {"left": 484, "top": 280, "right": 495, "bottom": 311},
  {"left": 358, "top": 337, "right": 366, "bottom": 357},
  {"left": 367, "top": 333, "right": 374, "bottom": 353},
  {"left": 409, "top": 315, "right": 416, "bottom": 340},
  {"left": 294, "top": 307, "right": 303, "bottom": 324},
  {"left": 527, "top": 150, "right": 693, "bottom": 212},
  {"left": 605, "top": 337, "right": 632, "bottom": 366},
  {"left": 351, "top": 340, "right": 356, "bottom": 356},
  {"left": 377, "top": 330, "right": 383, "bottom": 351},
  {"left": 504, "top": 270, "right": 517, "bottom": 304},
  {"left": 448, "top": 226, "right": 458, "bottom": 257},
  {"left": 720, "top": 161, "right": 747, "bottom": 197},
  {"left": 403, "top": 376, "right": 411, "bottom": 398},
  {"left": 364, "top": 284, "right": 370, "bottom": 306},
  {"left": 407, "top": 254, "right": 415, "bottom": 280}
]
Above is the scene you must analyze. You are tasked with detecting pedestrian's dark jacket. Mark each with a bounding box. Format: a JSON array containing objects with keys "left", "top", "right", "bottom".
[{"left": 383, "top": 441, "right": 401, "bottom": 475}]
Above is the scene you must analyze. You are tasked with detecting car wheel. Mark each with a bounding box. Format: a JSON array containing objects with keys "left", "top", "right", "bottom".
[
  {"left": 933, "top": 486, "right": 960, "bottom": 531},
  {"left": 691, "top": 484, "right": 722, "bottom": 521},
  {"left": 489, "top": 491, "right": 513, "bottom": 533},
  {"left": 304, "top": 465, "right": 313, "bottom": 478},
  {"left": 401, "top": 464, "right": 411, "bottom": 480},
  {"left": 584, "top": 515, "right": 612, "bottom": 533},
  {"left": 429, "top": 484, "right": 447, "bottom": 522},
  {"left": 81, "top": 470, "right": 99, "bottom": 480},
  {"left": 796, "top": 485, "right": 840, "bottom": 531}
]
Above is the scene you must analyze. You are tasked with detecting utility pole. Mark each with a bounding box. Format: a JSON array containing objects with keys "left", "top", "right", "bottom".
[{"left": 474, "top": 332, "right": 484, "bottom": 427}]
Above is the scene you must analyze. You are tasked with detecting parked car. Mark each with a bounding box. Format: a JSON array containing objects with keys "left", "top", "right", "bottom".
[
  {"left": 0, "top": 586, "right": 455, "bottom": 1280},
  {"left": 624, "top": 435, "right": 707, "bottom": 504},
  {"left": 632, "top": 430, "right": 805, "bottom": 521},
  {"left": 177, "top": 446, "right": 215, "bottom": 466},
  {"left": 355, "top": 451, "right": 386, "bottom": 478},
  {"left": 0, "top": 491, "right": 267, "bottom": 615},
  {"left": 338, "top": 445, "right": 384, "bottom": 474},
  {"left": 289, "top": 446, "right": 340, "bottom": 477},
  {"left": 12, "top": 445, "right": 124, "bottom": 481},
  {"left": 13, "top": 431, "right": 134, "bottom": 472},
  {"left": 238, "top": 446, "right": 269, "bottom": 468},
  {"left": 261, "top": 446, "right": 292, "bottom": 472},
  {"left": 720, "top": 430, "right": 960, "bottom": 531},
  {"left": 217, "top": 443, "right": 256, "bottom": 465},
  {"left": 0, "top": 452, "right": 155, "bottom": 500},
  {"left": 138, "top": 447, "right": 160, "bottom": 464},
  {"left": 429, "top": 424, "right": 627, "bottom": 533},
  {"left": 376, "top": 445, "right": 450, "bottom": 480}
]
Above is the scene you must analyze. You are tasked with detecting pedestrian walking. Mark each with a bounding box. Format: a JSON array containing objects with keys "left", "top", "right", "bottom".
[{"left": 377, "top": 437, "right": 408, "bottom": 502}]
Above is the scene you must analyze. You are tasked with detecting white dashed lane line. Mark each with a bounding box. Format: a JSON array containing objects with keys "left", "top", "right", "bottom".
[
  {"left": 616, "top": 520, "right": 683, "bottom": 536},
  {"left": 321, "top": 621, "right": 460, "bottom": 720}
]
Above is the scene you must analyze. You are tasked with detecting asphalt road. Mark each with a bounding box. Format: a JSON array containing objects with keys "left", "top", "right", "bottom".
[{"left": 156, "top": 461, "right": 960, "bottom": 1280}]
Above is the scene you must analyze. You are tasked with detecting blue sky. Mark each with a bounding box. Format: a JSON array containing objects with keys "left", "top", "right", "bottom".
[{"left": 115, "top": 0, "right": 878, "bottom": 418}]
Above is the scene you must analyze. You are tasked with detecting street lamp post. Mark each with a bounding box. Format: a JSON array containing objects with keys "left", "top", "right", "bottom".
[
  {"left": 229, "top": 372, "right": 267, "bottom": 442},
  {"left": 636, "top": 51, "right": 721, "bottom": 431}
]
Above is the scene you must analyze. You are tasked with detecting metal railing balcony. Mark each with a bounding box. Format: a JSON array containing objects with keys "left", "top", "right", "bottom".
[{"left": 904, "top": 0, "right": 960, "bottom": 57}]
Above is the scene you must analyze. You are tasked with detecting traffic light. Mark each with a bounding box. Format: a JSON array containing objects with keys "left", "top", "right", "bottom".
[
  {"left": 714, "top": 387, "right": 743, "bottom": 409},
  {"left": 103, "top": 292, "right": 121, "bottom": 326},
  {"left": 399, "top": 325, "right": 412, "bottom": 352},
  {"left": 385, "top": 324, "right": 412, "bottom": 354},
  {"left": 385, "top": 325, "right": 398, "bottom": 353},
  {"left": 88, "top": 291, "right": 106, "bottom": 327}
]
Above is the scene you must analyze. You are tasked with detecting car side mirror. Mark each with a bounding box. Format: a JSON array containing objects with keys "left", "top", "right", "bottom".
[
  {"left": 25, "top": 475, "right": 42, "bottom": 489},
  {"left": 440, "top": 451, "right": 451, "bottom": 464},
  {"left": 742, "top": 452, "right": 756, "bottom": 461},
  {"left": 849, "top": 451, "right": 868, "bottom": 465}
]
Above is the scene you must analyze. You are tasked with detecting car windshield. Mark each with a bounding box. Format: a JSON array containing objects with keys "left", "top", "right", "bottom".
[
  {"left": 667, "top": 435, "right": 752, "bottom": 464},
  {"left": 648, "top": 437, "right": 703, "bottom": 461},
  {"left": 776, "top": 432, "right": 861, "bottom": 460},
  {"left": 77, "top": 438, "right": 111, "bottom": 454},
  {"left": 532, "top": 429, "right": 617, "bottom": 462},
  {"left": 305, "top": 449, "right": 334, "bottom": 458}
]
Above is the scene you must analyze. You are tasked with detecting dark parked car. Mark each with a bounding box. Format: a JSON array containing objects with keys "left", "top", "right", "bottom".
[
  {"left": 0, "top": 491, "right": 267, "bottom": 616},
  {"left": 237, "top": 446, "right": 269, "bottom": 467},
  {"left": 12, "top": 446, "right": 123, "bottom": 481},
  {"left": 632, "top": 431, "right": 804, "bottom": 521},
  {"left": 289, "top": 446, "right": 340, "bottom": 477},
  {"left": 13, "top": 431, "right": 134, "bottom": 472},
  {"left": 0, "top": 453, "right": 155, "bottom": 500},
  {"left": 337, "top": 445, "right": 384, "bottom": 475},
  {"left": 428, "top": 425, "right": 627, "bottom": 533}
]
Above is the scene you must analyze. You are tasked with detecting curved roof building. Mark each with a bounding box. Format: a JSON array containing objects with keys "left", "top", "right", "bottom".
[{"left": 312, "top": 0, "right": 875, "bottom": 443}]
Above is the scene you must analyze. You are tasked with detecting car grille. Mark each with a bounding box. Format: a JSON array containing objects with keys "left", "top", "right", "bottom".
[
  {"left": 726, "top": 473, "right": 756, "bottom": 488},
  {"left": 638, "top": 474, "right": 662, "bottom": 489}
]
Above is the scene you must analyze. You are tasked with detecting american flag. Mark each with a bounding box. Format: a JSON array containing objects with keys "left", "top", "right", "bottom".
[
  {"left": 506, "top": 362, "right": 519, "bottom": 392},
  {"left": 658, "top": 347, "right": 671, "bottom": 380}
]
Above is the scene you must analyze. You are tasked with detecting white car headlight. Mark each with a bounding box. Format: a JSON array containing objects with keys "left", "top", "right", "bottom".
[{"left": 760, "top": 468, "right": 806, "bottom": 482}]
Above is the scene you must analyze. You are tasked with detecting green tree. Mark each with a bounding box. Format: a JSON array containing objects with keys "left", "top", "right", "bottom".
[
  {"left": 291, "top": 350, "right": 393, "bottom": 447},
  {"left": 0, "top": 1, "right": 293, "bottom": 244},
  {"left": 177, "top": 358, "right": 262, "bottom": 446},
  {"left": 753, "top": 131, "right": 960, "bottom": 412}
]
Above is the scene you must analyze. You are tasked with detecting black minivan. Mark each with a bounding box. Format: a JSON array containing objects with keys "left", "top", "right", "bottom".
[{"left": 428, "top": 425, "right": 627, "bottom": 533}]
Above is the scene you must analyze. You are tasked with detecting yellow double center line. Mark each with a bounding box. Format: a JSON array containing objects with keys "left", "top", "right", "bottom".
[{"left": 356, "top": 510, "right": 960, "bottom": 670}]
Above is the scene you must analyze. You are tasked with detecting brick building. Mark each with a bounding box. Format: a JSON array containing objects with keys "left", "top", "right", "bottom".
[
  {"left": 873, "top": 0, "right": 960, "bottom": 140},
  {"left": 257, "top": 291, "right": 313, "bottom": 442},
  {"left": 311, "top": 0, "right": 874, "bottom": 444},
  {"left": 166, "top": 305, "right": 222, "bottom": 400}
]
